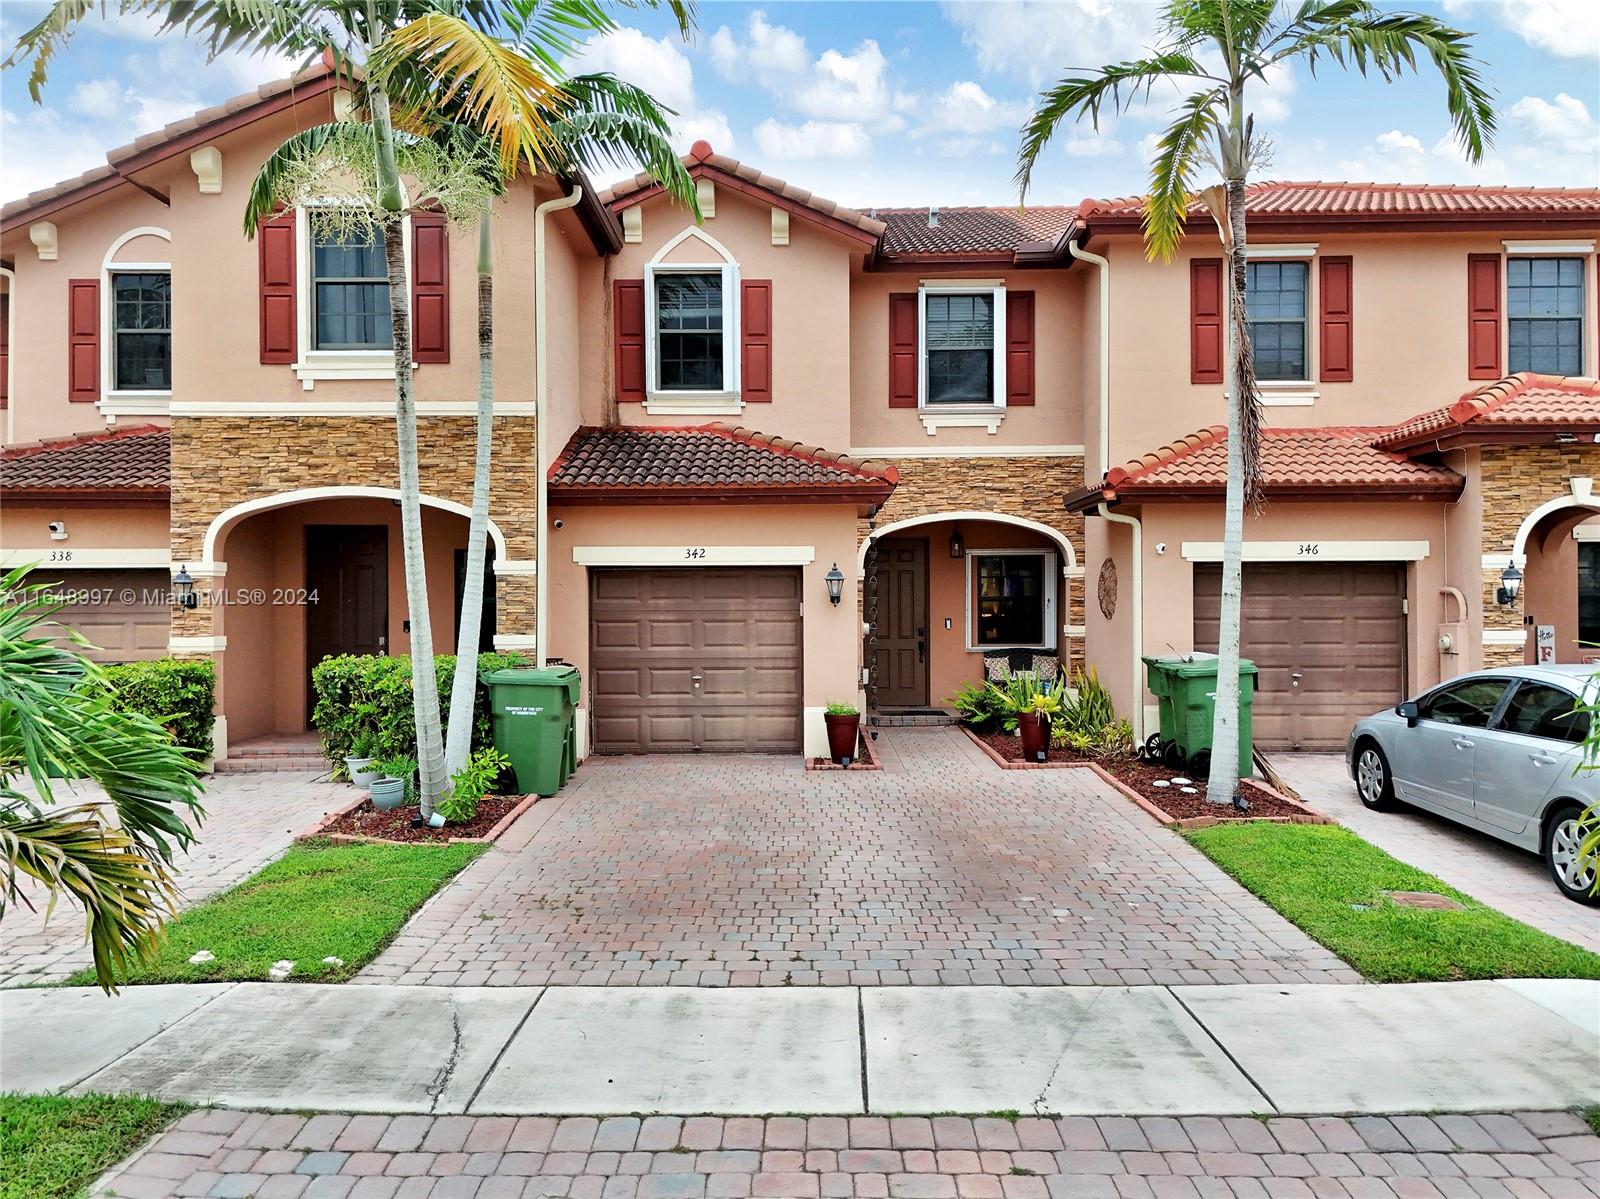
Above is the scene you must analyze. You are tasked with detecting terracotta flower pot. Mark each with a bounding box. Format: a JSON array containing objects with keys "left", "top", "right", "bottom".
[
  {"left": 1017, "top": 712, "right": 1049, "bottom": 762},
  {"left": 824, "top": 712, "right": 860, "bottom": 765}
]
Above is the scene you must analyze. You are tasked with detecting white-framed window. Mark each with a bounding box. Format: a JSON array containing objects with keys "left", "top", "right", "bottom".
[
  {"left": 1507, "top": 255, "right": 1585, "bottom": 375},
  {"left": 919, "top": 282, "right": 1006, "bottom": 408},
  {"left": 647, "top": 264, "right": 737, "bottom": 395},
  {"left": 109, "top": 271, "right": 172, "bottom": 391},
  {"left": 965, "top": 548, "right": 1057, "bottom": 651},
  {"left": 1245, "top": 259, "right": 1309, "bottom": 382},
  {"left": 292, "top": 205, "right": 412, "bottom": 388}
]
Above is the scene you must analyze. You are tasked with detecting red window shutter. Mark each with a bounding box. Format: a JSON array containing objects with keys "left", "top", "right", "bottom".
[
  {"left": 0, "top": 293, "right": 9, "bottom": 409},
  {"left": 411, "top": 213, "right": 449, "bottom": 364},
  {"left": 1190, "top": 259, "right": 1223, "bottom": 385},
  {"left": 1318, "top": 256, "right": 1354, "bottom": 383},
  {"left": 1466, "top": 253, "right": 1502, "bottom": 380},
  {"left": 741, "top": 279, "right": 773, "bottom": 401},
  {"left": 1005, "top": 290, "right": 1036, "bottom": 406},
  {"left": 888, "top": 292, "right": 918, "bottom": 408},
  {"left": 614, "top": 279, "right": 646, "bottom": 402},
  {"left": 259, "top": 212, "right": 297, "bottom": 364},
  {"left": 67, "top": 278, "right": 99, "bottom": 401}
]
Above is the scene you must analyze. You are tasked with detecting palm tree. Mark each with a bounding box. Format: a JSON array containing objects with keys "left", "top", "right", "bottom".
[
  {"left": 9, "top": 0, "right": 694, "bottom": 807},
  {"left": 1015, "top": 0, "right": 1494, "bottom": 802},
  {"left": 1, "top": 566, "right": 207, "bottom": 991}
]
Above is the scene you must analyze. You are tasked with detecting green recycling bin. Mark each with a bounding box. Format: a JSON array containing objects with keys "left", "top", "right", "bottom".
[
  {"left": 481, "top": 665, "right": 581, "bottom": 797},
  {"left": 1141, "top": 652, "right": 1257, "bottom": 778}
]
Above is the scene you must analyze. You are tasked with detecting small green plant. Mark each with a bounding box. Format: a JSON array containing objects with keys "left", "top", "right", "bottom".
[
  {"left": 824, "top": 701, "right": 859, "bottom": 716},
  {"left": 373, "top": 754, "right": 417, "bottom": 802},
  {"left": 987, "top": 673, "right": 1068, "bottom": 730},
  {"left": 349, "top": 729, "right": 380, "bottom": 760},
  {"left": 437, "top": 747, "right": 510, "bottom": 824},
  {"left": 949, "top": 681, "right": 1006, "bottom": 729}
]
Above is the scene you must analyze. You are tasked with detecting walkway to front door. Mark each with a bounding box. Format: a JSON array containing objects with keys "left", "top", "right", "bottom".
[{"left": 358, "top": 728, "right": 1357, "bottom": 987}]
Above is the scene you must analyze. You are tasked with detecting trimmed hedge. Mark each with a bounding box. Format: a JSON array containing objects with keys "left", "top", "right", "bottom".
[
  {"left": 103, "top": 658, "right": 216, "bottom": 757},
  {"left": 311, "top": 652, "right": 528, "bottom": 776}
]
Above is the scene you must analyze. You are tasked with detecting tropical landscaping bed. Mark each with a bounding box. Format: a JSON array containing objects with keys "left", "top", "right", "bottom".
[
  {"left": 67, "top": 840, "right": 483, "bottom": 987},
  {"left": 0, "top": 1093, "right": 185, "bottom": 1199},
  {"left": 1187, "top": 822, "right": 1600, "bottom": 982},
  {"left": 305, "top": 793, "right": 536, "bottom": 843}
]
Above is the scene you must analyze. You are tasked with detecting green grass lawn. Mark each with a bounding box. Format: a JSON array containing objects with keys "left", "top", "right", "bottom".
[
  {"left": 1, "top": 1093, "right": 185, "bottom": 1199},
  {"left": 69, "top": 839, "right": 484, "bottom": 987},
  {"left": 1185, "top": 822, "right": 1600, "bottom": 983}
]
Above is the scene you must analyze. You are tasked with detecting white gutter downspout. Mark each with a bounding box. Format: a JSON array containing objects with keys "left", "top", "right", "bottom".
[
  {"left": 534, "top": 185, "right": 583, "bottom": 670},
  {"left": 1066, "top": 238, "right": 1109, "bottom": 478},
  {"left": 1098, "top": 501, "right": 1144, "bottom": 742}
]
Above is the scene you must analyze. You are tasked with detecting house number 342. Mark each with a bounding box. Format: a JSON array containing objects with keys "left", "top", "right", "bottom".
[
  {"left": 684, "top": 547, "right": 708, "bottom": 559},
  {"left": 1297, "top": 543, "right": 1320, "bottom": 556}
]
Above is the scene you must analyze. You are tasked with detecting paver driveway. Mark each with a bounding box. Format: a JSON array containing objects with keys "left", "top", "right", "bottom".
[{"left": 359, "top": 729, "right": 1356, "bottom": 987}]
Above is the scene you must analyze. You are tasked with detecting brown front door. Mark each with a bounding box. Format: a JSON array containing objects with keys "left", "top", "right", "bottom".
[
  {"left": 306, "top": 525, "right": 388, "bottom": 716},
  {"left": 589, "top": 567, "right": 803, "bottom": 753},
  {"left": 1195, "top": 562, "right": 1405, "bottom": 751},
  {"left": 872, "top": 538, "right": 928, "bottom": 707}
]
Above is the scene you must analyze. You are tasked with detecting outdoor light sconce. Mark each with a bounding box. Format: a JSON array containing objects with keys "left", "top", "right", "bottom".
[
  {"left": 825, "top": 563, "right": 845, "bottom": 607},
  {"left": 1496, "top": 560, "right": 1522, "bottom": 606},
  {"left": 173, "top": 566, "right": 199, "bottom": 610},
  {"left": 949, "top": 529, "right": 964, "bottom": 559}
]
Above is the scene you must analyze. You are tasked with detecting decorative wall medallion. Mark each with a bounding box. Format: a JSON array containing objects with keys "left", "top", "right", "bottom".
[{"left": 1097, "top": 558, "right": 1118, "bottom": 621}]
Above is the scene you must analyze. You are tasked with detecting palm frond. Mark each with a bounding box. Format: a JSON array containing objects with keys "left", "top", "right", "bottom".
[
  {"left": 242, "top": 122, "right": 377, "bottom": 236},
  {"left": 1141, "top": 87, "right": 1226, "bottom": 263},
  {"left": 1015, "top": 54, "right": 1216, "bottom": 202},
  {"left": 2, "top": 0, "right": 96, "bottom": 103},
  {"left": 557, "top": 74, "right": 696, "bottom": 210}
]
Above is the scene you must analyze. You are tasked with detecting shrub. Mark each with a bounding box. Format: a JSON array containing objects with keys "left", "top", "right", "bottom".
[
  {"left": 949, "top": 681, "right": 1006, "bottom": 730},
  {"left": 103, "top": 658, "right": 216, "bottom": 757},
  {"left": 310, "top": 652, "right": 528, "bottom": 778},
  {"left": 439, "top": 747, "right": 510, "bottom": 824}
]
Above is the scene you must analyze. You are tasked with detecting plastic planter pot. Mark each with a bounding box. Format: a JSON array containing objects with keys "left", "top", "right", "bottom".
[
  {"left": 346, "top": 757, "right": 382, "bottom": 788},
  {"left": 368, "top": 776, "right": 407, "bottom": 811},
  {"left": 824, "top": 712, "right": 860, "bottom": 765},
  {"left": 1017, "top": 712, "right": 1049, "bottom": 763}
]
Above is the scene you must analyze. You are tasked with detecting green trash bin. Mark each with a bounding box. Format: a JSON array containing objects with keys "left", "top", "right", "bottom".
[
  {"left": 480, "top": 665, "right": 581, "bottom": 797},
  {"left": 1141, "top": 652, "right": 1257, "bottom": 778}
]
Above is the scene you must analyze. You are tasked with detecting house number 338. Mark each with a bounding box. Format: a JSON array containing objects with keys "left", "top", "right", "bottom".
[
  {"left": 683, "top": 547, "right": 707, "bottom": 559},
  {"left": 1297, "top": 543, "right": 1320, "bottom": 556}
]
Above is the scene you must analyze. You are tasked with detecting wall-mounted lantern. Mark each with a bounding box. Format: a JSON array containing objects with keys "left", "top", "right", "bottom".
[
  {"left": 1496, "top": 560, "right": 1522, "bottom": 606},
  {"left": 948, "top": 529, "right": 964, "bottom": 559},
  {"left": 173, "top": 566, "right": 199, "bottom": 610},
  {"left": 825, "top": 563, "right": 845, "bottom": 607}
]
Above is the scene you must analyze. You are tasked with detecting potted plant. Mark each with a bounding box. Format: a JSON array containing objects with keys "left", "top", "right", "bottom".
[
  {"left": 988, "top": 675, "right": 1066, "bottom": 763},
  {"left": 345, "top": 730, "right": 382, "bottom": 788},
  {"left": 368, "top": 754, "right": 415, "bottom": 811},
  {"left": 823, "top": 701, "right": 861, "bottom": 765}
]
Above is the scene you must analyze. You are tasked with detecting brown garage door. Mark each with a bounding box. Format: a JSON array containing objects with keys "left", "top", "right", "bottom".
[
  {"left": 43, "top": 569, "right": 171, "bottom": 662},
  {"left": 589, "top": 567, "right": 803, "bottom": 753},
  {"left": 1195, "top": 562, "right": 1405, "bottom": 751}
]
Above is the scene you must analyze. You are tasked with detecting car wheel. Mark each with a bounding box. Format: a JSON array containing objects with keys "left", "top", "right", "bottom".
[
  {"left": 1354, "top": 742, "right": 1395, "bottom": 810},
  {"left": 1543, "top": 803, "right": 1600, "bottom": 906}
]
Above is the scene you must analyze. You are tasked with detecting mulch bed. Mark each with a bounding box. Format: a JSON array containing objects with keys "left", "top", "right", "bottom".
[
  {"left": 806, "top": 730, "right": 883, "bottom": 771},
  {"left": 309, "top": 794, "right": 535, "bottom": 844}
]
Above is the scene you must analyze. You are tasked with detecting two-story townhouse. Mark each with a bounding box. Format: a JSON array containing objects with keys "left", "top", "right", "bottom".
[{"left": 1067, "top": 184, "right": 1600, "bottom": 750}]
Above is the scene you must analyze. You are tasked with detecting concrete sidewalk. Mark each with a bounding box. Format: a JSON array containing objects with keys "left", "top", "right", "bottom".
[{"left": 6, "top": 980, "right": 1596, "bottom": 1117}]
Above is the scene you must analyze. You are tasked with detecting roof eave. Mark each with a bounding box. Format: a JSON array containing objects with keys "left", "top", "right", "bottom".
[
  {"left": 1109, "top": 481, "right": 1465, "bottom": 503},
  {"left": 550, "top": 483, "right": 894, "bottom": 506},
  {"left": 1082, "top": 211, "right": 1600, "bottom": 238}
]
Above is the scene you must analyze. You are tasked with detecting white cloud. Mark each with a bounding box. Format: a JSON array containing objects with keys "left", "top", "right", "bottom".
[
  {"left": 1375, "top": 129, "right": 1425, "bottom": 154},
  {"left": 1253, "top": 62, "right": 1296, "bottom": 124},
  {"left": 794, "top": 40, "right": 892, "bottom": 121},
  {"left": 941, "top": 0, "right": 1161, "bottom": 88},
  {"left": 569, "top": 27, "right": 696, "bottom": 114},
  {"left": 1505, "top": 93, "right": 1598, "bottom": 154},
  {"left": 1064, "top": 134, "right": 1123, "bottom": 158},
  {"left": 754, "top": 118, "right": 872, "bottom": 160},
  {"left": 67, "top": 78, "right": 124, "bottom": 121},
  {"left": 708, "top": 10, "right": 808, "bottom": 80},
  {"left": 916, "top": 80, "right": 1030, "bottom": 136},
  {"left": 1442, "top": 0, "right": 1600, "bottom": 61},
  {"left": 673, "top": 110, "right": 736, "bottom": 156}
]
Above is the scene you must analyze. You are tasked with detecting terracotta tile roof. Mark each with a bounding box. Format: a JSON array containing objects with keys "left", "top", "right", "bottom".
[
  {"left": 1374, "top": 373, "right": 1600, "bottom": 451},
  {"left": 549, "top": 423, "right": 897, "bottom": 503},
  {"left": 1100, "top": 425, "right": 1462, "bottom": 500},
  {"left": 598, "top": 142, "right": 885, "bottom": 243},
  {"left": 873, "top": 206, "right": 1077, "bottom": 257},
  {"left": 1080, "top": 181, "right": 1600, "bottom": 227},
  {"left": 0, "top": 425, "right": 170, "bottom": 495}
]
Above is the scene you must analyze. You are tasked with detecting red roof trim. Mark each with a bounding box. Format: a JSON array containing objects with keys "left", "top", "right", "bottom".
[
  {"left": 1374, "top": 373, "right": 1600, "bottom": 452},
  {"left": 0, "top": 423, "right": 166, "bottom": 460}
]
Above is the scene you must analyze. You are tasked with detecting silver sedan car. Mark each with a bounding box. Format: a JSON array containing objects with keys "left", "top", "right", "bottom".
[{"left": 1347, "top": 664, "right": 1599, "bottom": 905}]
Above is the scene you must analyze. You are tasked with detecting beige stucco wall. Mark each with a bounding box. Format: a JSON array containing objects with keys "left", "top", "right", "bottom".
[
  {"left": 1, "top": 501, "right": 169, "bottom": 553},
  {"left": 546, "top": 502, "right": 862, "bottom": 758},
  {"left": 1092, "top": 232, "right": 1600, "bottom": 466},
  {"left": 849, "top": 268, "right": 1090, "bottom": 453}
]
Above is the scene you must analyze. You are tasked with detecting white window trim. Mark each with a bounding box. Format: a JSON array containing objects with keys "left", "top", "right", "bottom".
[
  {"left": 99, "top": 226, "right": 173, "bottom": 409},
  {"left": 1502, "top": 240, "right": 1595, "bottom": 255},
  {"left": 1247, "top": 254, "right": 1317, "bottom": 391},
  {"left": 1503, "top": 249, "right": 1589, "bottom": 378},
  {"left": 964, "top": 547, "right": 1058, "bottom": 652},
  {"left": 645, "top": 226, "right": 740, "bottom": 406},
  {"left": 293, "top": 205, "right": 414, "bottom": 390},
  {"left": 1246, "top": 243, "right": 1319, "bottom": 259},
  {"left": 918, "top": 282, "right": 1007, "bottom": 425}
]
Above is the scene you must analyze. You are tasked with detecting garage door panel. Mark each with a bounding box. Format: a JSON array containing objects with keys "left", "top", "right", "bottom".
[
  {"left": 1196, "top": 562, "right": 1404, "bottom": 752},
  {"left": 46, "top": 570, "right": 170, "bottom": 663},
  {"left": 590, "top": 567, "right": 802, "bottom": 754}
]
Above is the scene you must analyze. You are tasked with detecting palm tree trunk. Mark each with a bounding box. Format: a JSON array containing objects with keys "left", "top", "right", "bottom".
[
  {"left": 1203, "top": 169, "right": 1251, "bottom": 804},
  {"left": 368, "top": 63, "right": 448, "bottom": 813},
  {"left": 444, "top": 208, "right": 496, "bottom": 776}
]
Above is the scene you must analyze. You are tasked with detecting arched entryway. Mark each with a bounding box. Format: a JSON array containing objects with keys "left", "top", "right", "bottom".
[
  {"left": 860, "top": 511, "right": 1081, "bottom": 712},
  {"left": 1510, "top": 494, "right": 1600, "bottom": 665}
]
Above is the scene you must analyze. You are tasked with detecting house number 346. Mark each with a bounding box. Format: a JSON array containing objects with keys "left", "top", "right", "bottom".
[
  {"left": 683, "top": 547, "right": 707, "bottom": 559},
  {"left": 1297, "top": 543, "right": 1320, "bottom": 556}
]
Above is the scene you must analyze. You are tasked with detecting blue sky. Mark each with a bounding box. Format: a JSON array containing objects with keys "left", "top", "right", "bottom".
[{"left": 3, "top": 1, "right": 1597, "bottom": 208}]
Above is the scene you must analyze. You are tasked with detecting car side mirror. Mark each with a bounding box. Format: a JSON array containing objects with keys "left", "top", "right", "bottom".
[{"left": 1396, "top": 700, "right": 1420, "bottom": 728}]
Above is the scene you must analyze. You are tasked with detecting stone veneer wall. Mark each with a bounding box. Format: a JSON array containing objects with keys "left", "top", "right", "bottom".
[
  {"left": 1479, "top": 444, "right": 1600, "bottom": 667},
  {"left": 169, "top": 415, "right": 538, "bottom": 644},
  {"left": 859, "top": 455, "right": 1088, "bottom": 671}
]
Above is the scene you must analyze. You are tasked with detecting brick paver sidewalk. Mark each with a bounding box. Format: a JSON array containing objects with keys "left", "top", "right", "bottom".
[
  {"left": 0, "top": 771, "right": 344, "bottom": 987},
  {"left": 97, "top": 1110, "right": 1600, "bottom": 1198},
  {"left": 359, "top": 729, "right": 1356, "bottom": 988}
]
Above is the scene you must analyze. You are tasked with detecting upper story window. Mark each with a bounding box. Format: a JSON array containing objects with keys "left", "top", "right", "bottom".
[
  {"left": 655, "top": 271, "right": 724, "bottom": 391},
  {"left": 1508, "top": 256, "right": 1583, "bottom": 375},
  {"left": 1245, "top": 260, "right": 1308, "bottom": 381},
  {"left": 312, "top": 217, "right": 392, "bottom": 351},
  {"left": 925, "top": 292, "right": 996, "bottom": 404},
  {"left": 110, "top": 271, "right": 171, "bottom": 391}
]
